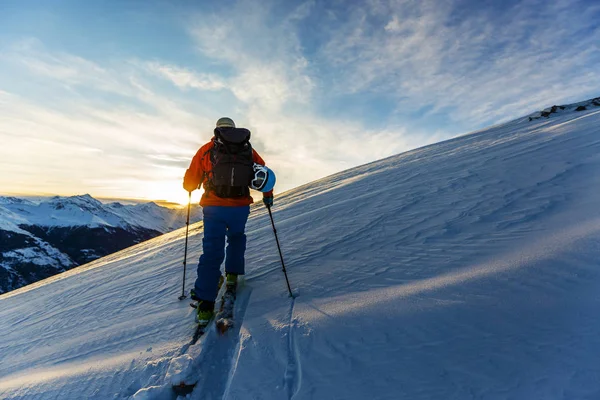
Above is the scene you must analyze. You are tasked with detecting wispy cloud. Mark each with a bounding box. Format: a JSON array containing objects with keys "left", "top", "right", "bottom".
[
  {"left": 146, "top": 62, "right": 226, "bottom": 91},
  {"left": 0, "top": 34, "right": 411, "bottom": 201},
  {"left": 188, "top": 1, "right": 315, "bottom": 110},
  {"left": 318, "top": 0, "right": 600, "bottom": 125},
  {"left": 5, "top": 38, "right": 126, "bottom": 95},
  {"left": 0, "top": 45, "right": 211, "bottom": 202},
  {"left": 183, "top": 0, "right": 422, "bottom": 188}
]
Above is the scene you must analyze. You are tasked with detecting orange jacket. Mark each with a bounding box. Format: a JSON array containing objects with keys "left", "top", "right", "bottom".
[{"left": 183, "top": 139, "right": 273, "bottom": 207}]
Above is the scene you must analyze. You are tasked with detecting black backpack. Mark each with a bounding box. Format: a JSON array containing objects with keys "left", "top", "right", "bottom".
[{"left": 206, "top": 127, "right": 254, "bottom": 198}]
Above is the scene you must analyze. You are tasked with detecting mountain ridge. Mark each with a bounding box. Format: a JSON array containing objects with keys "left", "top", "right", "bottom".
[{"left": 0, "top": 194, "right": 201, "bottom": 294}]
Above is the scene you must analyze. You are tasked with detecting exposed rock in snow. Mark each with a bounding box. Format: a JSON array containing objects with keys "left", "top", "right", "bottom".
[{"left": 528, "top": 96, "right": 600, "bottom": 121}]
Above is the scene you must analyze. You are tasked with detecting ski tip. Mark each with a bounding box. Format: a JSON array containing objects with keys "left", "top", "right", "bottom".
[
  {"left": 191, "top": 324, "right": 207, "bottom": 344},
  {"left": 216, "top": 319, "right": 234, "bottom": 335},
  {"left": 172, "top": 381, "right": 196, "bottom": 396}
]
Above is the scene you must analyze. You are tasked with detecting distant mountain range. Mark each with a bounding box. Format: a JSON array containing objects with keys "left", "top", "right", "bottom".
[{"left": 0, "top": 194, "right": 201, "bottom": 294}]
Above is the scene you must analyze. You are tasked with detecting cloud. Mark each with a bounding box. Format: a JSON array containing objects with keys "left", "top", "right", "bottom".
[
  {"left": 0, "top": 36, "right": 388, "bottom": 202},
  {"left": 318, "top": 0, "right": 600, "bottom": 125},
  {"left": 188, "top": 1, "right": 315, "bottom": 111},
  {"left": 5, "top": 38, "right": 126, "bottom": 94},
  {"left": 1, "top": 39, "right": 214, "bottom": 132},
  {"left": 183, "top": 0, "right": 427, "bottom": 190},
  {"left": 146, "top": 62, "right": 226, "bottom": 91},
  {"left": 0, "top": 69, "right": 206, "bottom": 202},
  {"left": 0, "top": 4, "right": 462, "bottom": 202}
]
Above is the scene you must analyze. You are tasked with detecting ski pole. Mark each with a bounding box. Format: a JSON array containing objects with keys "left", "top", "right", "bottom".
[
  {"left": 179, "top": 192, "right": 192, "bottom": 300},
  {"left": 267, "top": 204, "right": 294, "bottom": 298}
]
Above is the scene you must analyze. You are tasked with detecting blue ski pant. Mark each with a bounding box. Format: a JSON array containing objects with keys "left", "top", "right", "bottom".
[{"left": 194, "top": 206, "right": 250, "bottom": 302}]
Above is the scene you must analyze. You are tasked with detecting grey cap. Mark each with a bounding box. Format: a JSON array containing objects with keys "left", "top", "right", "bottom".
[{"left": 216, "top": 117, "right": 236, "bottom": 128}]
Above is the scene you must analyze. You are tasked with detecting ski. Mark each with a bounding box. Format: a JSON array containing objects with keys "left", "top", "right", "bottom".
[
  {"left": 215, "top": 310, "right": 234, "bottom": 334},
  {"left": 215, "top": 314, "right": 234, "bottom": 334},
  {"left": 173, "top": 381, "right": 196, "bottom": 397},
  {"left": 215, "top": 284, "right": 236, "bottom": 335},
  {"left": 170, "top": 315, "right": 209, "bottom": 395},
  {"left": 171, "top": 278, "right": 242, "bottom": 395},
  {"left": 171, "top": 308, "right": 212, "bottom": 394},
  {"left": 191, "top": 321, "right": 207, "bottom": 345},
  {"left": 187, "top": 275, "right": 225, "bottom": 344}
]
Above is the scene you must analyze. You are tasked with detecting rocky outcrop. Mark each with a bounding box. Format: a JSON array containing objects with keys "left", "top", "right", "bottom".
[
  {"left": 20, "top": 225, "right": 161, "bottom": 265},
  {"left": 0, "top": 229, "right": 74, "bottom": 294},
  {"left": 528, "top": 97, "right": 600, "bottom": 121}
]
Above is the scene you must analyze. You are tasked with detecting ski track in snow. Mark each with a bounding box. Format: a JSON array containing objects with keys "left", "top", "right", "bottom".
[
  {"left": 126, "top": 282, "right": 256, "bottom": 400},
  {"left": 187, "top": 286, "right": 253, "bottom": 400},
  {"left": 2, "top": 107, "right": 600, "bottom": 399},
  {"left": 284, "top": 297, "right": 301, "bottom": 400}
]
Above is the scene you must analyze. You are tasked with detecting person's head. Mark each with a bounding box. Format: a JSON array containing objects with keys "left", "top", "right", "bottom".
[{"left": 216, "top": 117, "right": 235, "bottom": 128}]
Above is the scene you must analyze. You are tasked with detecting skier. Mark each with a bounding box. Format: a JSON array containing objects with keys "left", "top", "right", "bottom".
[{"left": 183, "top": 117, "right": 275, "bottom": 326}]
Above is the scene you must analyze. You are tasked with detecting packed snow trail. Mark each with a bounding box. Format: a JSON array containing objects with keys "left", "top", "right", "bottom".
[
  {"left": 187, "top": 286, "right": 253, "bottom": 400},
  {"left": 283, "top": 298, "right": 301, "bottom": 400},
  {"left": 1, "top": 107, "right": 600, "bottom": 399}
]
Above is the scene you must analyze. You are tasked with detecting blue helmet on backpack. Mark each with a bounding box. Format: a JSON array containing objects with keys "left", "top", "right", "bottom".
[{"left": 250, "top": 163, "right": 276, "bottom": 193}]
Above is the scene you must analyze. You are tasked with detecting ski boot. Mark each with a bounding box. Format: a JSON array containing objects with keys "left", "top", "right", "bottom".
[
  {"left": 190, "top": 275, "right": 224, "bottom": 302},
  {"left": 216, "top": 273, "right": 237, "bottom": 334},
  {"left": 225, "top": 273, "right": 237, "bottom": 292},
  {"left": 196, "top": 300, "right": 215, "bottom": 326},
  {"left": 222, "top": 273, "right": 237, "bottom": 308}
]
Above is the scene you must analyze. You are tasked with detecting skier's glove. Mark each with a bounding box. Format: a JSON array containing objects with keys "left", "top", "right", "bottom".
[
  {"left": 263, "top": 196, "right": 274, "bottom": 207},
  {"left": 183, "top": 181, "right": 197, "bottom": 192},
  {"left": 183, "top": 169, "right": 198, "bottom": 192}
]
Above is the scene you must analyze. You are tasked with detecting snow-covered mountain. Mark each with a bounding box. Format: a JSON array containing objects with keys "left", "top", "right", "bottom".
[
  {"left": 1, "top": 100, "right": 600, "bottom": 400},
  {"left": 0, "top": 194, "right": 196, "bottom": 232},
  {"left": 0, "top": 195, "right": 201, "bottom": 294}
]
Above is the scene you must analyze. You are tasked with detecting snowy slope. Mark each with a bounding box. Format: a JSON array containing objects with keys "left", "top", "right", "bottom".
[
  {"left": 1, "top": 105, "right": 600, "bottom": 400},
  {"left": 0, "top": 204, "right": 29, "bottom": 235}
]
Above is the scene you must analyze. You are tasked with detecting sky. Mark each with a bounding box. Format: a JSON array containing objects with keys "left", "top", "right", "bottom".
[{"left": 0, "top": 0, "right": 598, "bottom": 205}]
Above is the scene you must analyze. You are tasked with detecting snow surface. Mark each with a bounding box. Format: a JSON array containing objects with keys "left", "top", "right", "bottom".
[
  {"left": 1, "top": 107, "right": 600, "bottom": 399},
  {"left": 0, "top": 205, "right": 30, "bottom": 235}
]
